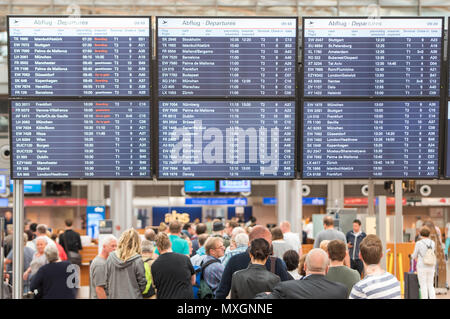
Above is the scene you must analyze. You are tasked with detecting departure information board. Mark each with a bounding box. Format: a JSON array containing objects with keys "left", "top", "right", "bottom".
[
  {"left": 158, "top": 100, "right": 295, "bottom": 179},
  {"left": 303, "top": 18, "right": 442, "bottom": 97},
  {"left": 11, "top": 100, "right": 151, "bottom": 179},
  {"left": 8, "top": 16, "right": 151, "bottom": 97},
  {"left": 157, "top": 17, "right": 297, "bottom": 97},
  {"left": 302, "top": 100, "right": 439, "bottom": 178}
]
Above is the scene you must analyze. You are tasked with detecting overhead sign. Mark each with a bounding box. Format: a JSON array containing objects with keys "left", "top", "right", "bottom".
[
  {"left": 185, "top": 198, "right": 248, "bottom": 206},
  {"left": 344, "top": 197, "right": 407, "bottom": 206},
  {"left": 262, "top": 197, "right": 326, "bottom": 205},
  {"left": 86, "top": 206, "right": 105, "bottom": 239}
]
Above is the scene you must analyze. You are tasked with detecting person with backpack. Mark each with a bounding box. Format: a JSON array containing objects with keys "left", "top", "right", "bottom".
[
  {"left": 199, "top": 237, "right": 225, "bottom": 298},
  {"left": 141, "top": 240, "right": 157, "bottom": 299},
  {"left": 230, "top": 238, "right": 280, "bottom": 299},
  {"left": 412, "top": 226, "right": 436, "bottom": 299},
  {"left": 105, "top": 229, "right": 147, "bottom": 299}
]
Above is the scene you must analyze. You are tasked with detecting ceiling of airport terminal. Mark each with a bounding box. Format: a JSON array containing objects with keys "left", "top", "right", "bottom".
[{"left": 1, "top": 0, "right": 450, "bottom": 27}]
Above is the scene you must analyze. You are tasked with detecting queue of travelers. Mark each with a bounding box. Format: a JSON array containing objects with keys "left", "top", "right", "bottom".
[{"left": 3, "top": 214, "right": 441, "bottom": 299}]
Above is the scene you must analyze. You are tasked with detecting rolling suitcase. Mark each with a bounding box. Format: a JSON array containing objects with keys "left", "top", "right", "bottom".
[
  {"left": 404, "top": 272, "right": 420, "bottom": 299},
  {"left": 404, "top": 255, "right": 420, "bottom": 299}
]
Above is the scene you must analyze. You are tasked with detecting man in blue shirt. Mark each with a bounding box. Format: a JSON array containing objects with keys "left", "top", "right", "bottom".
[
  {"left": 346, "top": 219, "right": 367, "bottom": 276},
  {"left": 202, "top": 237, "right": 225, "bottom": 297}
]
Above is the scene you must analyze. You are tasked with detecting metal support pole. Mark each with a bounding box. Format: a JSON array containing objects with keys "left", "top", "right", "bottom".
[
  {"left": 377, "top": 195, "right": 387, "bottom": 270},
  {"left": 368, "top": 180, "right": 375, "bottom": 216},
  {"left": 394, "top": 180, "right": 403, "bottom": 278},
  {"left": 12, "top": 179, "right": 24, "bottom": 299},
  {"left": 290, "top": 180, "right": 302, "bottom": 234},
  {"left": 276, "top": 181, "right": 289, "bottom": 226},
  {"left": 0, "top": 217, "right": 4, "bottom": 299}
]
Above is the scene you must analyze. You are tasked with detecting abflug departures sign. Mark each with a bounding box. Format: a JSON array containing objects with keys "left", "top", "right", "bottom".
[
  {"left": 8, "top": 16, "right": 151, "bottom": 97},
  {"left": 303, "top": 17, "right": 443, "bottom": 97},
  {"left": 157, "top": 17, "right": 297, "bottom": 98},
  {"left": 8, "top": 16, "right": 152, "bottom": 180},
  {"left": 157, "top": 17, "right": 297, "bottom": 180}
]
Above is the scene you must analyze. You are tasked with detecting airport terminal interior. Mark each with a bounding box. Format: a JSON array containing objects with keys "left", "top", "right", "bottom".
[{"left": 2, "top": 0, "right": 450, "bottom": 300}]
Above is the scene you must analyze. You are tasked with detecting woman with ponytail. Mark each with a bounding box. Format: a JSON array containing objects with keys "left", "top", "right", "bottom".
[
  {"left": 105, "top": 228, "right": 147, "bottom": 299},
  {"left": 230, "top": 238, "right": 280, "bottom": 299}
]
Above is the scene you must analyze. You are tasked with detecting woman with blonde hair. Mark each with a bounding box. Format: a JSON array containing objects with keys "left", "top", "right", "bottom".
[{"left": 105, "top": 228, "right": 147, "bottom": 299}]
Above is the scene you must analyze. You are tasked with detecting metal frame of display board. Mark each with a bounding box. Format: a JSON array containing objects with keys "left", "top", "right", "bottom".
[
  {"left": 7, "top": 15, "right": 153, "bottom": 100},
  {"left": 154, "top": 16, "right": 299, "bottom": 180},
  {"left": 12, "top": 179, "right": 23, "bottom": 299}
]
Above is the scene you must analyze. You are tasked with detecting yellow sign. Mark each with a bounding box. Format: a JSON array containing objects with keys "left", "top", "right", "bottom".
[{"left": 164, "top": 210, "right": 190, "bottom": 224}]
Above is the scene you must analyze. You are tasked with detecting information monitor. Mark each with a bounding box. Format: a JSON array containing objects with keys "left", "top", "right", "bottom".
[
  {"left": 303, "top": 17, "right": 443, "bottom": 97},
  {"left": 8, "top": 16, "right": 151, "bottom": 97},
  {"left": 302, "top": 100, "right": 439, "bottom": 178},
  {"left": 158, "top": 100, "right": 295, "bottom": 179},
  {"left": 157, "top": 17, "right": 297, "bottom": 98},
  {"left": 11, "top": 100, "right": 151, "bottom": 179}
]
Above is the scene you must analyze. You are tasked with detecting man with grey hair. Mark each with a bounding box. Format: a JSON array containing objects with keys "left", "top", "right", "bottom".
[
  {"left": 30, "top": 244, "right": 77, "bottom": 299},
  {"left": 141, "top": 239, "right": 157, "bottom": 262},
  {"left": 89, "top": 234, "right": 117, "bottom": 299},
  {"left": 222, "top": 232, "right": 249, "bottom": 267},
  {"left": 255, "top": 248, "right": 348, "bottom": 299},
  {"left": 31, "top": 223, "right": 57, "bottom": 251}
]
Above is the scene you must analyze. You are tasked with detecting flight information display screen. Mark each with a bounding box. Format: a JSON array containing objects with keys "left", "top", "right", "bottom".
[
  {"left": 11, "top": 100, "right": 151, "bottom": 179},
  {"left": 302, "top": 100, "right": 439, "bottom": 178},
  {"left": 303, "top": 18, "right": 442, "bottom": 97},
  {"left": 9, "top": 16, "right": 151, "bottom": 97},
  {"left": 158, "top": 100, "right": 295, "bottom": 179},
  {"left": 157, "top": 17, "right": 297, "bottom": 97}
]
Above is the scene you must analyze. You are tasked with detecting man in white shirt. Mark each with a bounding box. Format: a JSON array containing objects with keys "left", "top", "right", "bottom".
[
  {"left": 280, "top": 221, "right": 302, "bottom": 256},
  {"left": 304, "top": 218, "right": 314, "bottom": 240}
]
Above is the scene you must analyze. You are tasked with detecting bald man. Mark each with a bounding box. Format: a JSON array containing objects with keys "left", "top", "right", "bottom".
[
  {"left": 255, "top": 248, "right": 348, "bottom": 299},
  {"left": 214, "top": 225, "right": 292, "bottom": 299}
]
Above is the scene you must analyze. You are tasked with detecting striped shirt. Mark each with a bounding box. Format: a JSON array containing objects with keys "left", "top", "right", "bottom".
[{"left": 349, "top": 272, "right": 401, "bottom": 299}]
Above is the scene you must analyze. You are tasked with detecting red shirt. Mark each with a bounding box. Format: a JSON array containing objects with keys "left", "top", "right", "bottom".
[{"left": 56, "top": 243, "right": 68, "bottom": 261}]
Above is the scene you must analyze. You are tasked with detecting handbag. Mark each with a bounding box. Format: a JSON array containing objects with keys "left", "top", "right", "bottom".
[{"left": 62, "top": 231, "right": 82, "bottom": 266}]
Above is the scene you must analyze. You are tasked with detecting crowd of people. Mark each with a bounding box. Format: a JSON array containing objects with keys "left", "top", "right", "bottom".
[
  {"left": 2, "top": 218, "right": 82, "bottom": 298},
  {"left": 87, "top": 216, "right": 403, "bottom": 299},
  {"left": 2, "top": 213, "right": 442, "bottom": 299}
]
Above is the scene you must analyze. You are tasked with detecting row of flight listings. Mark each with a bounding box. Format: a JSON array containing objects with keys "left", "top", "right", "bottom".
[{"left": 6, "top": 16, "right": 450, "bottom": 180}]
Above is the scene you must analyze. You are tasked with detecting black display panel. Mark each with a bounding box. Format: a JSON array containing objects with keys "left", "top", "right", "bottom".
[
  {"left": 11, "top": 100, "right": 151, "bottom": 179},
  {"left": 303, "top": 17, "right": 443, "bottom": 97},
  {"left": 302, "top": 100, "right": 439, "bottom": 178},
  {"left": 157, "top": 17, "right": 297, "bottom": 98},
  {"left": 8, "top": 16, "right": 151, "bottom": 97},
  {"left": 158, "top": 100, "right": 295, "bottom": 179}
]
